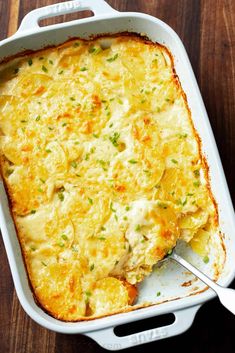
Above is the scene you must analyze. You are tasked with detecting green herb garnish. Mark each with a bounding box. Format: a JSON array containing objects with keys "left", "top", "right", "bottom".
[
  {"left": 89, "top": 46, "right": 101, "bottom": 54},
  {"left": 171, "top": 159, "right": 178, "bottom": 164},
  {"left": 28, "top": 58, "right": 33, "bottom": 66},
  {"left": 88, "top": 197, "right": 93, "bottom": 205},
  {"left": 42, "top": 65, "right": 48, "bottom": 73},
  {"left": 109, "top": 132, "right": 120, "bottom": 147},
  {"left": 157, "top": 202, "right": 168, "bottom": 209},
  {"left": 61, "top": 234, "right": 68, "bottom": 241},
  {"left": 6, "top": 169, "right": 13, "bottom": 176},
  {"left": 110, "top": 202, "right": 116, "bottom": 212},
  {"left": 107, "top": 53, "right": 118, "bottom": 62},
  {"left": 203, "top": 256, "right": 209, "bottom": 264},
  {"left": 58, "top": 192, "right": 64, "bottom": 201}
]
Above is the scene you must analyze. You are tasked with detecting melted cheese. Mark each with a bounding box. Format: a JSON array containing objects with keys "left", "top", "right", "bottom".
[{"left": 0, "top": 35, "right": 218, "bottom": 321}]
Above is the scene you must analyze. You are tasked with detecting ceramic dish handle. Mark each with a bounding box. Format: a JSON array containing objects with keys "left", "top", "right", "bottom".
[
  {"left": 85, "top": 305, "right": 200, "bottom": 350},
  {"left": 17, "top": 0, "right": 117, "bottom": 33}
]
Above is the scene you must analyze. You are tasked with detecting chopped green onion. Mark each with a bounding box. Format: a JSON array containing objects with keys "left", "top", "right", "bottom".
[
  {"left": 80, "top": 67, "right": 88, "bottom": 71},
  {"left": 135, "top": 224, "right": 141, "bottom": 232},
  {"left": 45, "top": 149, "right": 52, "bottom": 153},
  {"left": 28, "top": 58, "right": 33, "bottom": 66},
  {"left": 35, "top": 115, "right": 41, "bottom": 121},
  {"left": 57, "top": 242, "right": 64, "bottom": 248},
  {"left": 125, "top": 206, "right": 130, "bottom": 211},
  {"left": 61, "top": 234, "right": 68, "bottom": 241},
  {"left": 41, "top": 261, "right": 47, "bottom": 266},
  {"left": 42, "top": 65, "right": 48, "bottom": 73},
  {"left": 157, "top": 202, "right": 168, "bottom": 209},
  {"left": 128, "top": 159, "right": 137, "bottom": 164},
  {"left": 90, "top": 263, "right": 95, "bottom": 271},
  {"left": 107, "top": 53, "right": 118, "bottom": 62},
  {"left": 30, "top": 210, "right": 36, "bottom": 214},
  {"left": 58, "top": 192, "right": 64, "bottom": 201},
  {"left": 71, "top": 161, "right": 77, "bottom": 168},
  {"left": 203, "top": 255, "right": 209, "bottom": 264},
  {"left": 109, "top": 132, "right": 120, "bottom": 147},
  {"left": 110, "top": 202, "right": 116, "bottom": 212},
  {"left": 58, "top": 70, "right": 64, "bottom": 75},
  {"left": 88, "top": 197, "right": 93, "bottom": 205},
  {"left": 171, "top": 159, "right": 178, "bottom": 164},
  {"left": 89, "top": 46, "right": 101, "bottom": 54},
  {"left": 156, "top": 291, "right": 161, "bottom": 297},
  {"left": 193, "top": 181, "right": 201, "bottom": 187},
  {"left": 6, "top": 169, "right": 13, "bottom": 176}
]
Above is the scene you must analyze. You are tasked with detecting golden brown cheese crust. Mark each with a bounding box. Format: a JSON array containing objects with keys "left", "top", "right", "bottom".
[{"left": 0, "top": 34, "right": 218, "bottom": 321}]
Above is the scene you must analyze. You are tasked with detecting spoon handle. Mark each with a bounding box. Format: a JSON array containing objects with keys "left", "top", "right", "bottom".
[{"left": 171, "top": 252, "right": 235, "bottom": 315}]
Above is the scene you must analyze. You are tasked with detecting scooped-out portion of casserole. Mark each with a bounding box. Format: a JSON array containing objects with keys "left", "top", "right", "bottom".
[{"left": 0, "top": 34, "right": 218, "bottom": 321}]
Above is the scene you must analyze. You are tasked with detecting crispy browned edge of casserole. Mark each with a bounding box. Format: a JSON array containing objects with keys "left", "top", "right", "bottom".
[{"left": 0, "top": 32, "right": 223, "bottom": 322}]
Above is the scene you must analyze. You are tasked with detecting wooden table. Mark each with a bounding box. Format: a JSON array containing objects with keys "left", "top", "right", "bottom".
[{"left": 0, "top": 1, "right": 234, "bottom": 352}]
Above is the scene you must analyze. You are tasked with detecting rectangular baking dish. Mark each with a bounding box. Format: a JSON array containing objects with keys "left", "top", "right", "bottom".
[{"left": 0, "top": 0, "right": 235, "bottom": 350}]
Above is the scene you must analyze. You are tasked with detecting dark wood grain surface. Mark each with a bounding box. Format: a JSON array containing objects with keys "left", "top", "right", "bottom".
[{"left": 0, "top": 1, "right": 234, "bottom": 352}]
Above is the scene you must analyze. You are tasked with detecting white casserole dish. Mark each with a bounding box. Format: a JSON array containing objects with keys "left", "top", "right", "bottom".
[{"left": 0, "top": 0, "right": 235, "bottom": 350}]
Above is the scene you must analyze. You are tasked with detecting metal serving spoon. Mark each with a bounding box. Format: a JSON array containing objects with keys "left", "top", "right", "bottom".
[{"left": 168, "top": 250, "right": 235, "bottom": 315}]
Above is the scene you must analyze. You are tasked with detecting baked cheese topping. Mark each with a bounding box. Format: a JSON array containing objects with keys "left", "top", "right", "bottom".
[{"left": 0, "top": 35, "right": 217, "bottom": 320}]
